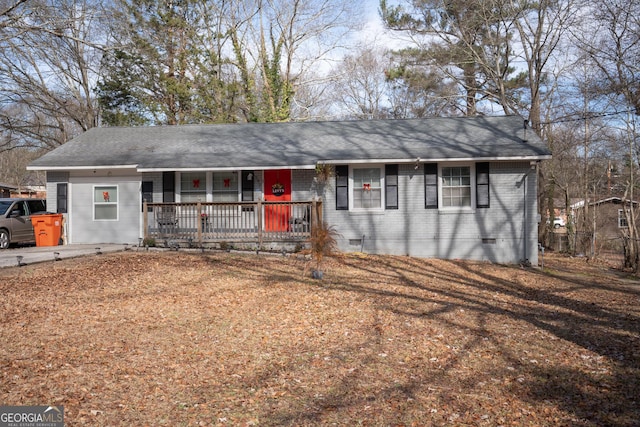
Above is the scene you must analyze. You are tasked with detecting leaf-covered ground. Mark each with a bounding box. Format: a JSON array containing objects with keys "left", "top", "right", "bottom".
[{"left": 1, "top": 250, "right": 638, "bottom": 426}]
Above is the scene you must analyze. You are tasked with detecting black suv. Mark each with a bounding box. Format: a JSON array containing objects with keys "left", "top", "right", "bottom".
[{"left": 0, "top": 198, "right": 47, "bottom": 249}]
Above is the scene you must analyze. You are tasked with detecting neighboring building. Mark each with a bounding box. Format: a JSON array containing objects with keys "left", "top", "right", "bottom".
[
  {"left": 0, "top": 183, "right": 17, "bottom": 198},
  {"left": 28, "top": 116, "right": 550, "bottom": 264},
  {"left": 11, "top": 186, "right": 46, "bottom": 199},
  {"left": 0, "top": 183, "right": 46, "bottom": 199},
  {"left": 571, "top": 197, "right": 638, "bottom": 253}
]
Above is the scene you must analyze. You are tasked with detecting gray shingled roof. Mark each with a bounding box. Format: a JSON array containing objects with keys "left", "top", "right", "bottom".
[{"left": 29, "top": 116, "right": 550, "bottom": 171}]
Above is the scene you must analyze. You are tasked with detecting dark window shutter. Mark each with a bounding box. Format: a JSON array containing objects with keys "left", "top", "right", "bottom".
[
  {"left": 242, "top": 170, "right": 254, "bottom": 201},
  {"left": 162, "top": 172, "right": 175, "bottom": 203},
  {"left": 424, "top": 163, "right": 438, "bottom": 209},
  {"left": 142, "top": 181, "right": 153, "bottom": 211},
  {"left": 335, "top": 165, "right": 348, "bottom": 210},
  {"left": 57, "top": 183, "right": 68, "bottom": 213},
  {"left": 385, "top": 164, "right": 398, "bottom": 209},
  {"left": 476, "top": 162, "right": 490, "bottom": 208}
]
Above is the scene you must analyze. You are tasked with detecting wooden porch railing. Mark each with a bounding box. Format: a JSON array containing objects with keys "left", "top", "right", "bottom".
[{"left": 143, "top": 200, "right": 321, "bottom": 247}]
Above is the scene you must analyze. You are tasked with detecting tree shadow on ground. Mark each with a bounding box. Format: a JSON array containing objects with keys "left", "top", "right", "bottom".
[{"left": 205, "top": 252, "right": 639, "bottom": 426}]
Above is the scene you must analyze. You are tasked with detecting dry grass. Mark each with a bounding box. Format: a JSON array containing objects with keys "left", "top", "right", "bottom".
[{"left": 0, "top": 250, "right": 639, "bottom": 426}]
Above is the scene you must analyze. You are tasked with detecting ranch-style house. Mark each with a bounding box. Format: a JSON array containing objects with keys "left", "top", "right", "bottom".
[{"left": 28, "top": 115, "right": 551, "bottom": 264}]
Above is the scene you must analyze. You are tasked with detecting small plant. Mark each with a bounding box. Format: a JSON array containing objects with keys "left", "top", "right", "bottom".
[
  {"left": 315, "top": 163, "right": 334, "bottom": 184},
  {"left": 219, "top": 241, "right": 232, "bottom": 251},
  {"left": 308, "top": 221, "right": 340, "bottom": 278},
  {"left": 142, "top": 237, "right": 156, "bottom": 247}
]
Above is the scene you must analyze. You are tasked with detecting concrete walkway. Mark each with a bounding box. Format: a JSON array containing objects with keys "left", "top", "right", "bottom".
[{"left": 0, "top": 243, "right": 133, "bottom": 268}]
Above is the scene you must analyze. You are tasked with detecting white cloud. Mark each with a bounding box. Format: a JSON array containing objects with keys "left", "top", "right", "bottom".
[{"left": 351, "top": 0, "right": 412, "bottom": 51}]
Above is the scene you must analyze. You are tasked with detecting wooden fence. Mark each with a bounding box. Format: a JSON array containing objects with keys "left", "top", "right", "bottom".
[{"left": 143, "top": 200, "right": 321, "bottom": 247}]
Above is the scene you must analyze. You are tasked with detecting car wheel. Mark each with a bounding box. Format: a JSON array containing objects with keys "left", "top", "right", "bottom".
[
  {"left": 0, "top": 229, "right": 9, "bottom": 249},
  {"left": 554, "top": 224, "right": 560, "bottom": 229}
]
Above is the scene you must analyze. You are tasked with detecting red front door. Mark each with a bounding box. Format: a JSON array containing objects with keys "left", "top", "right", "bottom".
[{"left": 264, "top": 169, "right": 291, "bottom": 231}]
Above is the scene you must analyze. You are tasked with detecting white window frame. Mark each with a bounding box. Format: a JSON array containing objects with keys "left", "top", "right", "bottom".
[
  {"left": 176, "top": 171, "right": 244, "bottom": 203},
  {"left": 212, "top": 171, "right": 241, "bottom": 202},
  {"left": 93, "top": 185, "right": 119, "bottom": 221},
  {"left": 439, "top": 163, "right": 476, "bottom": 211},
  {"left": 349, "top": 164, "right": 385, "bottom": 211},
  {"left": 178, "top": 172, "right": 207, "bottom": 202}
]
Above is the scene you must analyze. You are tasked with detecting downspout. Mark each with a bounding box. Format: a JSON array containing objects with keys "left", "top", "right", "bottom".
[
  {"left": 523, "top": 173, "right": 528, "bottom": 263},
  {"left": 521, "top": 120, "right": 531, "bottom": 264}
]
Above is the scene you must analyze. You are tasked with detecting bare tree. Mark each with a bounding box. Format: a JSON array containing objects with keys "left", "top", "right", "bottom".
[
  {"left": 233, "top": 0, "right": 362, "bottom": 122},
  {"left": 575, "top": 0, "right": 640, "bottom": 269},
  {"left": 100, "top": 0, "right": 361, "bottom": 124},
  {"left": 329, "top": 47, "right": 392, "bottom": 120},
  {"left": 510, "top": 0, "right": 578, "bottom": 134},
  {"left": 0, "top": 0, "right": 103, "bottom": 151},
  {"left": 0, "top": 143, "right": 45, "bottom": 188},
  {"left": 580, "top": 0, "right": 640, "bottom": 114},
  {"left": 0, "top": 0, "right": 28, "bottom": 36}
]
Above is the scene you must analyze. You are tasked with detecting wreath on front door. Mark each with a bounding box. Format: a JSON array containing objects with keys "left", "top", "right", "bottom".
[{"left": 271, "top": 182, "right": 285, "bottom": 196}]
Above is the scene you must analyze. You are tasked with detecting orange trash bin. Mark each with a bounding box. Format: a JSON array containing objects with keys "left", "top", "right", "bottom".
[{"left": 31, "top": 214, "right": 63, "bottom": 247}]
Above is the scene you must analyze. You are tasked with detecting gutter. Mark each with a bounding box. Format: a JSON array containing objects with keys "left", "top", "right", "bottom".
[
  {"left": 136, "top": 164, "right": 317, "bottom": 172},
  {"left": 320, "top": 155, "right": 552, "bottom": 164},
  {"left": 27, "top": 155, "right": 551, "bottom": 172},
  {"left": 27, "top": 164, "right": 139, "bottom": 171}
]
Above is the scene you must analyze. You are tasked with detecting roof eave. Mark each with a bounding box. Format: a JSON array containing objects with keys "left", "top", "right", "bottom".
[
  {"left": 27, "top": 164, "right": 139, "bottom": 171},
  {"left": 321, "top": 155, "right": 552, "bottom": 164},
  {"left": 136, "top": 164, "right": 318, "bottom": 172},
  {"left": 29, "top": 155, "right": 552, "bottom": 172}
]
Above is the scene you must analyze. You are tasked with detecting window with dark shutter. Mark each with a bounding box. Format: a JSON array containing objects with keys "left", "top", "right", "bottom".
[
  {"left": 335, "top": 165, "right": 348, "bottom": 210},
  {"left": 476, "top": 162, "right": 490, "bottom": 208},
  {"left": 424, "top": 163, "right": 438, "bottom": 209},
  {"left": 385, "top": 164, "right": 398, "bottom": 209},
  {"left": 162, "top": 172, "right": 175, "bottom": 203},
  {"left": 142, "top": 181, "right": 153, "bottom": 211},
  {"left": 57, "top": 183, "right": 68, "bottom": 213}
]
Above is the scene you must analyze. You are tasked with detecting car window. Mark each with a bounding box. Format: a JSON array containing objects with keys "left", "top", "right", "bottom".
[
  {"left": 0, "top": 201, "right": 12, "bottom": 216},
  {"left": 26, "top": 200, "right": 46, "bottom": 215},
  {"left": 12, "top": 201, "right": 27, "bottom": 216}
]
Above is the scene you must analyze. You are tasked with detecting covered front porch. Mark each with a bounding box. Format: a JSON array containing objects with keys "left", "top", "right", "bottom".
[{"left": 143, "top": 199, "right": 322, "bottom": 248}]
